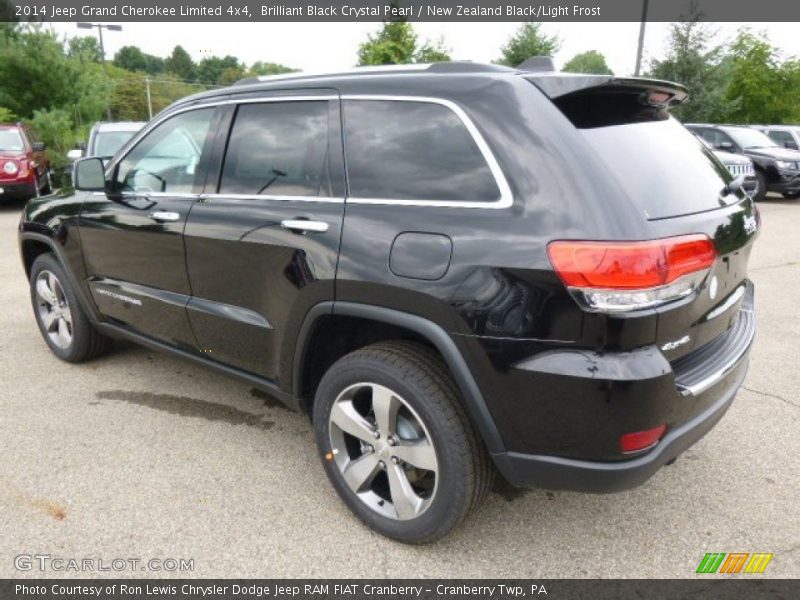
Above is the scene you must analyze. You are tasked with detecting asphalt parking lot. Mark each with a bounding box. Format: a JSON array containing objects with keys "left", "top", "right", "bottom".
[{"left": 1, "top": 196, "right": 798, "bottom": 579}]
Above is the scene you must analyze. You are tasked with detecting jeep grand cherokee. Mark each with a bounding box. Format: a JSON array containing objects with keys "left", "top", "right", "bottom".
[{"left": 19, "top": 61, "right": 757, "bottom": 543}]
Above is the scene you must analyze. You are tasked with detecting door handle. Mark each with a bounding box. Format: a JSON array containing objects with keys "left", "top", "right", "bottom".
[
  {"left": 149, "top": 210, "right": 181, "bottom": 223},
  {"left": 280, "top": 219, "right": 329, "bottom": 233}
]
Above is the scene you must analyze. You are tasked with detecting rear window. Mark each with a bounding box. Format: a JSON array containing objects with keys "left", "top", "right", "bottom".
[
  {"left": 575, "top": 118, "right": 735, "bottom": 220},
  {"left": 343, "top": 100, "right": 500, "bottom": 202}
]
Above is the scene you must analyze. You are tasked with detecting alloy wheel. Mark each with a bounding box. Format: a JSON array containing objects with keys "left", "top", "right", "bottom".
[
  {"left": 328, "top": 382, "right": 439, "bottom": 520},
  {"left": 35, "top": 270, "right": 73, "bottom": 349}
]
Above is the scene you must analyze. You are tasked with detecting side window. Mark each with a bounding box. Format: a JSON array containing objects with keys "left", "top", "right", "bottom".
[
  {"left": 116, "top": 108, "right": 214, "bottom": 194},
  {"left": 768, "top": 130, "right": 794, "bottom": 146},
  {"left": 219, "top": 101, "right": 330, "bottom": 197},
  {"left": 343, "top": 100, "right": 500, "bottom": 202}
]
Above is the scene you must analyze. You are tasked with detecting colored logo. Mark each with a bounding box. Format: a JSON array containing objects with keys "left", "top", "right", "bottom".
[{"left": 696, "top": 552, "right": 773, "bottom": 574}]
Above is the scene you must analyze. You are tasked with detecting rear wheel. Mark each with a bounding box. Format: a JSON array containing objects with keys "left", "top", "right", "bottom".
[
  {"left": 753, "top": 170, "right": 768, "bottom": 201},
  {"left": 30, "top": 253, "right": 111, "bottom": 362},
  {"left": 313, "top": 341, "right": 492, "bottom": 543}
]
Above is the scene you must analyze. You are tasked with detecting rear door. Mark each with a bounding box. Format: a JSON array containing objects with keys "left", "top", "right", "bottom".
[
  {"left": 183, "top": 92, "right": 345, "bottom": 384},
  {"left": 79, "top": 106, "right": 219, "bottom": 347}
]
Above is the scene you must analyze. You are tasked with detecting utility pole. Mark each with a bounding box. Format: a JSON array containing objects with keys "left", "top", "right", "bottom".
[
  {"left": 145, "top": 77, "right": 153, "bottom": 120},
  {"left": 634, "top": 0, "right": 649, "bottom": 76},
  {"left": 77, "top": 22, "right": 122, "bottom": 120}
]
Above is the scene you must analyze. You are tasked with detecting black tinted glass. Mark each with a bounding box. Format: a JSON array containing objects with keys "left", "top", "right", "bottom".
[
  {"left": 343, "top": 100, "right": 500, "bottom": 202},
  {"left": 220, "top": 101, "right": 330, "bottom": 196}
]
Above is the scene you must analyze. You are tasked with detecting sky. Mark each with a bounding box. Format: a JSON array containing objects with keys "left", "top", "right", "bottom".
[{"left": 48, "top": 21, "right": 800, "bottom": 79}]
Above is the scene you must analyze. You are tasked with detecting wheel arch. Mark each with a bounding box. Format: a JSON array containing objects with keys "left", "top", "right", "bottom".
[{"left": 293, "top": 301, "right": 506, "bottom": 454}]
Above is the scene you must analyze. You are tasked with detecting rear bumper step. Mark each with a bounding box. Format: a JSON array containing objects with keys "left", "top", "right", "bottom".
[{"left": 673, "top": 283, "right": 755, "bottom": 397}]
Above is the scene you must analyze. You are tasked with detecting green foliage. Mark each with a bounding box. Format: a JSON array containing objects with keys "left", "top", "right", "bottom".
[
  {"left": 358, "top": 21, "right": 450, "bottom": 65},
  {"left": 114, "top": 45, "right": 165, "bottom": 75},
  {"left": 562, "top": 50, "right": 613, "bottom": 75},
  {"left": 247, "top": 61, "right": 296, "bottom": 77},
  {"left": 725, "top": 29, "right": 800, "bottom": 124},
  {"left": 415, "top": 37, "right": 451, "bottom": 63},
  {"left": 0, "top": 106, "right": 17, "bottom": 122},
  {"left": 497, "top": 23, "right": 559, "bottom": 67},
  {"left": 164, "top": 45, "right": 195, "bottom": 80},
  {"left": 646, "top": 19, "right": 730, "bottom": 123},
  {"left": 29, "top": 108, "right": 75, "bottom": 170},
  {"left": 67, "top": 36, "right": 102, "bottom": 63},
  {"left": 196, "top": 55, "right": 240, "bottom": 84}
]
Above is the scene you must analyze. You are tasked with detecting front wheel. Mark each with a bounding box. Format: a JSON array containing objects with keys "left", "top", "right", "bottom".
[
  {"left": 313, "top": 341, "right": 493, "bottom": 543},
  {"left": 783, "top": 191, "right": 800, "bottom": 199},
  {"left": 30, "top": 253, "right": 111, "bottom": 362}
]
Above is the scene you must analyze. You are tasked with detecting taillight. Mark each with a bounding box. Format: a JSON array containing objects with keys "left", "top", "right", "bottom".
[
  {"left": 547, "top": 235, "right": 716, "bottom": 312},
  {"left": 620, "top": 424, "right": 666, "bottom": 453}
]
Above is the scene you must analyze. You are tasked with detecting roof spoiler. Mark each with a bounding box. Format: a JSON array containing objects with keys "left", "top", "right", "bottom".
[{"left": 526, "top": 73, "right": 688, "bottom": 107}]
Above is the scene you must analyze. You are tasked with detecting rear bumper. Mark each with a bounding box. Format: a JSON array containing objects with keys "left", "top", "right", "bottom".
[
  {"left": 492, "top": 359, "right": 746, "bottom": 492},
  {"left": 490, "top": 283, "right": 755, "bottom": 492}
]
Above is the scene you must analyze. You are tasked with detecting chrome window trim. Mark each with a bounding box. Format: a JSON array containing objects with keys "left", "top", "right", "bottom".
[
  {"left": 340, "top": 95, "right": 514, "bottom": 209},
  {"left": 105, "top": 94, "right": 513, "bottom": 209}
]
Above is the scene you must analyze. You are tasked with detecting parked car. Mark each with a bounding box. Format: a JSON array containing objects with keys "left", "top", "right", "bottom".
[
  {"left": 67, "top": 121, "right": 146, "bottom": 164},
  {"left": 0, "top": 122, "right": 51, "bottom": 202},
  {"left": 686, "top": 123, "right": 800, "bottom": 200},
  {"left": 752, "top": 125, "right": 800, "bottom": 151},
  {"left": 696, "top": 137, "right": 758, "bottom": 195},
  {"left": 20, "top": 62, "right": 758, "bottom": 543}
]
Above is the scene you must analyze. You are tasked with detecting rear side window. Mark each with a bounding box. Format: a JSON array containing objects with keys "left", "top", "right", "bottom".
[
  {"left": 768, "top": 130, "right": 794, "bottom": 146},
  {"left": 220, "top": 101, "right": 330, "bottom": 197},
  {"left": 343, "top": 100, "right": 500, "bottom": 202}
]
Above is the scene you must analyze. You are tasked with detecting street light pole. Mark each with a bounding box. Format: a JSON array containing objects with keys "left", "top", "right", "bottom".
[
  {"left": 76, "top": 22, "right": 122, "bottom": 121},
  {"left": 634, "top": 0, "right": 649, "bottom": 76}
]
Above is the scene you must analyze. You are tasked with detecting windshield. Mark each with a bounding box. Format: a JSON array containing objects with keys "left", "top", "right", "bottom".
[
  {"left": 92, "top": 131, "right": 137, "bottom": 158},
  {"left": 724, "top": 128, "right": 777, "bottom": 149},
  {"left": 0, "top": 129, "right": 25, "bottom": 152}
]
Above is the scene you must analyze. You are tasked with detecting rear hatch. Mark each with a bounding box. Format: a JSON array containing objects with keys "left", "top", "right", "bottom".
[{"left": 530, "top": 73, "right": 757, "bottom": 363}]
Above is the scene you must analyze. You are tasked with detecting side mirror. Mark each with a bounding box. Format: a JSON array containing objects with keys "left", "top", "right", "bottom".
[
  {"left": 717, "top": 142, "right": 734, "bottom": 151},
  {"left": 785, "top": 141, "right": 799, "bottom": 150},
  {"left": 66, "top": 148, "right": 83, "bottom": 162},
  {"left": 73, "top": 157, "right": 105, "bottom": 191},
  {"left": 32, "top": 141, "right": 46, "bottom": 152}
]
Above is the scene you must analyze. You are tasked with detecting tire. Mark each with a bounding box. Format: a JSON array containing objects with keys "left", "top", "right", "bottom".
[
  {"left": 30, "top": 253, "right": 111, "bottom": 363},
  {"left": 753, "top": 170, "right": 768, "bottom": 201},
  {"left": 783, "top": 191, "right": 800, "bottom": 199},
  {"left": 313, "top": 341, "right": 493, "bottom": 543}
]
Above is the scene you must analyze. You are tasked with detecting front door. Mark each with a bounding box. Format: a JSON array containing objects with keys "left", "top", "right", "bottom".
[
  {"left": 79, "top": 106, "right": 219, "bottom": 348},
  {"left": 183, "top": 94, "right": 345, "bottom": 385}
]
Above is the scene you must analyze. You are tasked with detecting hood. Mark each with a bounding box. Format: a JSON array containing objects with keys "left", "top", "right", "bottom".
[
  {"left": 0, "top": 150, "right": 26, "bottom": 160},
  {"left": 745, "top": 146, "right": 800, "bottom": 161}
]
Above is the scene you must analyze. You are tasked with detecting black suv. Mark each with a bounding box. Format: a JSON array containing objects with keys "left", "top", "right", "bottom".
[
  {"left": 20, "top": 62, "right": 757, "bottom": 543},
  {"left": 686, "top": 123, "right": 800, "bottom": 200}
]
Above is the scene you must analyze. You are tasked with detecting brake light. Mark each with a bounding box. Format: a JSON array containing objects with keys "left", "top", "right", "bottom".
[
  {"left": 620, "top": 424, "right": 666, "bottom": 453},
  {"left": 548, "top": 235, "right": 716, "bottom": 312}
]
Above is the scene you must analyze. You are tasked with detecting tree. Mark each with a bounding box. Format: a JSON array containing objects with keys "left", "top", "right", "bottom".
[
  {"left": 562, "top": 50, "right": 613, "bottom": 75},
  {"left": 68, "top": 36, "right": 102, "bottom": 63},
  {"left": 247, "top": 61, "right": 296, "bottom": 76},
  {"left": 164, "top": 45, "right": 195, "bottom": 81},
  {"left": 497, "top": 23, "right": 559, "bottom": 67},
  {"left": 196, "top": 55, "right": 240, "bottom": 84},
  {"left": 357, "top": 21, "right": 450, "bottom": 65},
  {"left": 646, "top": 18, "right": 729, "bottom": 123},
  {"left": 725, "top": 29, "right": 799, "bottom": 124},
  {"left": 113, "top": 45, "right": 163, "bottom": 75}
]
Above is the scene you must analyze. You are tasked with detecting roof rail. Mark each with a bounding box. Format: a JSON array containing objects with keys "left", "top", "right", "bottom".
[
  {"left": 233, "top": 61, "right": 515, "bottom": 86},
  {"left": 516, "top": 56, "right": 556, "bottom": 73}
]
